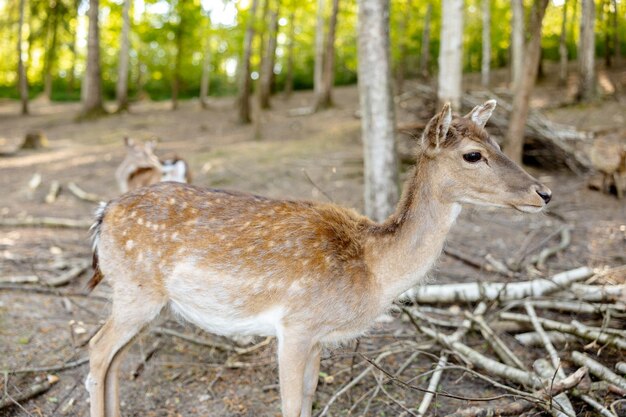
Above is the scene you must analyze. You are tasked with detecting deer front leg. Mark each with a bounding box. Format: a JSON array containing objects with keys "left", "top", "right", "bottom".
[
  {"left": 277, "top": 333, "right": 313, "bottom": 417},
  {"left": 300, "top": 344, "right": 321, "bottom": 417}
]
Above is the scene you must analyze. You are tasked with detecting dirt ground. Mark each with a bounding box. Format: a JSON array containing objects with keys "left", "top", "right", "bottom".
[{"left": 1, "top": 67, "right": 625, "bottom": 417}]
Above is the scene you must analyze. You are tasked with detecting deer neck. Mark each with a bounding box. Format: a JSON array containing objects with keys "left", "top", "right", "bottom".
[{"left": 365, "top": 154, "right": 461, "bottom": 304}]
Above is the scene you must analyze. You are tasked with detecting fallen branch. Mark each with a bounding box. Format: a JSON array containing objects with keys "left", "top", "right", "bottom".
[
  {"left": 45, "top": 261, "right": 90, "bottom": 287},
  {"left": 131, "top": 340, "right": 161, "bottom": 379},
  {"left": 525, "top": 303, "right": 565, "bottom": 378},
  {"left": 5, "top": 357, "right": 89, "bottom": 374},
  {"left": 465, "top": 311, "right": 526, "bottom": 370},
  {"left": 578, "top": 394, "right": 618, "bottom": 417},
  {"left": 405, "top": 266, "right": 592, "bottom": 303},
  {"left": 505, "top": 299, "right": 626, "bottom": 314},
  {"left": 514, "top": 331, "right": 577, "bottom": 347},
  {"left": 152, "top": 327, "right": 271, "bottom": 356},
  {"left": 0, "top": 275, "right": 39, "bottom": 284},
  {"left": 445, "top": 367, "right": 587, "bottom": 417},
  {"left": 533, "top": 359, "right": 575, "bottom": 417},
  {"left": 0, "top": 217, "right": 92, "bottom": 229},
  {"left": 45, "top": 181, "right": 61, "bottom": 204},
  {"left": 67, "top": 182, "right": 102, "bottom": 203},
  {"left": 0, "top": 375, "right": 59, "bottom": 409},
  {"left": 616, "top": 362, "right": 626, "bottom": 376},
  {"left": 529, "top": 226, "right": 572, "bottom": 270},
  {"left": 559, "top": 284, "right": 626, "bottom": 302},
  {"left": 571, "top": 351, "right": 626, "bottom": 391},
  {"left": 444, "top": 246, "right": 519, "bottom": 278}
]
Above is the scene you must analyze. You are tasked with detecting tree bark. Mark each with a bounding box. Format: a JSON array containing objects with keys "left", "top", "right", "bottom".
[
  {"left": 395, "top": 0, "right": 412, "bottom": 92},
  {"left": 260, "top": 0, "right": 279, "bottom": 109},
  {"left": 438, "top": 0, "right": 463, "bottom": 110},
  {"left": 357, "top": 0, "right": 399, "bottom": 222},
  {"left": 237, "top": 0, "right": 259, "bottom": 124},
  {"left": 419, "top": 3, "right": 432, "bottom": 78},
  {"left": 200, "top": 35, "right": 211, "bottom": 109},
  {"left": 17, "top": 0, "right": 29, "bottom": 115},
  {"left": 511, "top": 0, "right": 524, "bottom": 90},
  {"left": 559, "top": 0, "right": 569, "bottom": 85},
  {"left": 81, "top": 0, "right": 104, "bottom": 116},
  {"left": 504, "top": 0, "right": 550, "bottom": 164},
  {"left": 315, "top": 0, "right": 339, "bottom": 109},
  {"left": 481, "top": 0, "right": 491, "bottom": 87},
  {"left": 612, "top": 0, "right": 620, "bottom": 65},
  {"left": 578, "top": 0, "right": 596, "bottom": 102},
  {"left": 283, "top": 11, "right": 296, "bottom": 98},
  {"left": 313, "top": 0, "right": 326, "bottom": 103},
  {"left": 171, "top": 0, "right": 185, "bottom": 111},
  {"left": 116, "top": 0, "right": 132, "bottom": 111},
  {"left": 43, "top": 0, "right": 59, "bottom": 100}
]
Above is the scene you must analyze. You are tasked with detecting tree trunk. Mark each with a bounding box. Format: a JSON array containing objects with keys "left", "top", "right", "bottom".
[
  {"left": 611, "top": 0, "right": 619, "bottom": 65},
  {"left": 313, "top": 0, "right": 326, "bottom": 101},
  {"left": 419, "top": 3, "right": 432, "bottom": 78},
  {"left": 505, "top": 0, "right": 550, "bottom": 165},
  {"left": 559, "top": 0, "right": 569, "bottom": 85},
  {"left": 578, "top": 0, "right": 596, "bottom": 102},
  {"left": 171, "top": 0, "right": 185, "bottom": 111},
  {"left": 511, "top": 0, "right": 524, "bottom": 90},
  {"left": 316, "top": 0, "right": 339, "bottom": 109},
  {"left": 43, "top": 0, "right": 59, "bottom": 100},
  {"left": 357, "top": 0, "right": 399, "bottom": 222},
  {"left": 283, "top": 11, "right": 296, "bottom": 98},
  {"left": 17, "top": 0, "right": 29, "bottom": 115},
  {"left": 481, "top": 0, "right": 491, "bottom": 87},
  {"left": 395, "top": 0, "right": 412, "bottom": 93},
  {"left": 438, "top": 0, "right": 463, "bottom": 110},
  {"left": 602, "top": 0, "right": 611, "bottom": 67},
  {"left": 200, "top": 35, "right": 211, "bottom": 109},
  {"left": 116, "top": 0, "right": 131, "bottom": 111},
  {"left": 260, "top": 0, "right": 279, "bottom": 109},
  {"left": 81, "top": 0, "right": 104, "bottom": 116},
  {"left": 237, "top": 0, "right": 259, "bottom": 124},
  {"left": 68, "top": 0, "right": 80, "bottom": 93}
]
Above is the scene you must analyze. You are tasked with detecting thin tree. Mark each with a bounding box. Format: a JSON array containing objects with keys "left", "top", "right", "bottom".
[
  {"left": 357, "top": 0, "right": 399, "bottom": 222},
  {"left": 116, "top": 0, "right": 132, "bottom": 111},
  {"left": 438, "top": 0, "right": 463, "bottom": 110},
  {"left": 481, "top": 0, "right": 491, "bottom": 87},
  {"left": 237, "top": 0, "right": 259, "bottom": 124},
  {"left": 315, "top": 0, "right": 339, "bottom": 108},
  {"left": 558, "top": 0, "right": 569, "bottom": 85},
  {"left": 419, "top": 3, "right": 432, "bottom": 78},
  {"left": 171, "top": 0, "right": 186, "bottom": 110},
  {"left": 283, "top": 11, "right": 296, "bottom": 98},
  {"left": 313, "top": 0, "right": 325, "bottom": 104},
  {"left": 511, "top": 0, "right": 524, "bottom": 90},
  {"left": 199, "top": 33, "right": 211, "bottom": 109},
  {"left": 260, "top": 0, "right": 280, "bottom": 109},
  {"left": 578, "top": 0, "right": 595, "bottom": 101},
  {"left": 505, "top": 0, "right": 550, "bottom": 164},
  {"left": 17, "top": 0, "right": 29, "bottom": 115},
  {"left": 611, "top": 0, "right": 620, "bottom": 65},
  {"left": 395, "top": 0, "right": 413, "bottom": 92},
  {"left": 43, "top": 0, "right": 60, "bottom": 100},
  {"left": 81, "top": 0, "right": 105, "bottom": 116}
]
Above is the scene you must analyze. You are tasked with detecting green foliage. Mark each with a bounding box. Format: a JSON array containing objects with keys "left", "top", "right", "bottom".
[{"left": 0, "top": 0, "right": 623, "bottom": 101}]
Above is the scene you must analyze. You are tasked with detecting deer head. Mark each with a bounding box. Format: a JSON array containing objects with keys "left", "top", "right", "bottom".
[
  {"left": 123, "top": 137, "right": 161, "bottom": 169},
  {"left": 419, "top": 101, "right": 551, "bottom": 213},
  {"left": 115, "top": 137, "right": 163, "bottom": 193}
]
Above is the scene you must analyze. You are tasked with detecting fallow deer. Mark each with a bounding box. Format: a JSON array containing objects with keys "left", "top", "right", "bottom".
[
  {"left": 87, "top": 101, "right": 551, "bottom": 417},
  {"left": 115, "top": 138, "right": 191, "bottom": 193}
]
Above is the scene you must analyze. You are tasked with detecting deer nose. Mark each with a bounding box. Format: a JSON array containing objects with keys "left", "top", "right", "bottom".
[{"left": 536, "top": 188, "right": 552, "bottom": 204}]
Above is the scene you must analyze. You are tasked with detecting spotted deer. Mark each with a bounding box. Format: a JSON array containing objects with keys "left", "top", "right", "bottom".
[
  {"left": 115, "top": 138, "right": 190, "bottom": 193},
  {"left": 87, "top": 101, "right": 551, "bottom": 417}
]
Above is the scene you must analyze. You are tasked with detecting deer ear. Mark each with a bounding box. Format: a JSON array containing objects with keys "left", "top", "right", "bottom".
[
  {"left": 465, "top": 99, "right": 496, "bottom": 128},
  {"left": 146, "top": 140, "right": 157, "bottom": 152},
  {"left": 421, "top": 103, "right": 452, "bottom": 151}
]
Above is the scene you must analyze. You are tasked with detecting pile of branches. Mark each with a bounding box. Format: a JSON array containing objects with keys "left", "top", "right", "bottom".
[{"left": 401, "top": 266, "right": 625, "bottom": 416}]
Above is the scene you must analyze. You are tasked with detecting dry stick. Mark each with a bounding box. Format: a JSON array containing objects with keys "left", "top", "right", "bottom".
[
  {"left": 524, "top": 303, "right": 565, "bottom": 377},
  {"left": 407, "top": 308, "right": 463, "bottom": 328},
  {"left": 418, "top": 325, "right": 543, "bottom": 388},
  {"left": 67, "top": 182, "right": 102, "bottom": 203},
  {"left": 533, "top": 359, "right": 575, "bottom": 417},
  {"left": 500, "top": 312, "right": 626, "bottom": 349},
  {"left": 0, "top": 375, "right": 59, "bottom": 409},
  {"left": 578, "top": 394, "right": 617, "bottom": 417},
  {"left": 0, "top": 275, "right": 39, "bottom": 284},
  {"left": 505, "top": 299, "right": 626, "bottom": 314},
  {"left": 465, "top": 311, "right": 526, "bottom": 370},
  {"left": 0, "top": 217, "right": 92, "bottom": 229},
  {"left": 571, "top": 351, "right": 626, "bottom": 391},
  {"left": 561, "top": 283, "right": 626, "bottom": 302},
  {"left": 131, "top": 340, "right": 161, "bottom": 379},
  {"left": 444, "top": 367, "right": 587, "bottom": 417},
  {"left": 5, "top": 357, "right": 89, "bottom": 374},
  {"left": 529, "top": 226, "right": 571, "bottom": 270},
  {"left": 616, "top": 362, "right": 626, "bottom": 376},
  {"left": 45, "top": 261, "right": 90, "bottom": 287},
  {"left": 0, "top": 284, "right": 109, "bottom": 302},
  {"left": 152, "top": 327, "right": 271, "bottom": 355},
  {"left": 45, "top": 180, "right": 61, "bottom": 204},
  {"left": 407, "top": 266, "right": 592, "bottom": 303},
  {"left": 444, "top": 246, "right": 519, "bottom": 278},
  {"left": 514, "top": 331, "right": 577, "bottom": 347},
  {"left": 415, "top": 303, "right": 488, "bottom": 417}
]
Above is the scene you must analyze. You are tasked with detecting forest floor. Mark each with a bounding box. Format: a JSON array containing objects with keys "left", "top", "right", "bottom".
[{"left": 0, "top": 64, "right": 625, "bottom": 417}]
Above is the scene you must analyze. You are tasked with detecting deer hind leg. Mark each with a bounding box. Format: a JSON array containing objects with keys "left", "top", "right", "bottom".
[
  {"left": 87, "top": 298, "right": 164, "bottom": 417},
  {"left": 300, "top": 343, "right": 321, "bottom": 417},
  {"left": 277, "top": 333, "right": 315, "bottom": 417}
]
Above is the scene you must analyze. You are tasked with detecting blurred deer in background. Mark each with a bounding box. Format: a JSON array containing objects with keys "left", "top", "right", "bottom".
[
  {"left": 115, "top": 137, "right": 191, "bottom": 193},
  {"left": 87, "top": 101, "right": 551, "bottom": 417}
]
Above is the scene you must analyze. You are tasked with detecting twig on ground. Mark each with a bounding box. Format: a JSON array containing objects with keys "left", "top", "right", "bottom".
[
  {"left": 67, "top": 182, "right": 102, "bottom": 203},
  {"left": 578, "top": 394, "right": 617, "bottom": 417},
  {"left": 131, "top": 340, "right": 161, "bottom": 379},
  {"left": 528, "top": 226, "right": 572, "bottom": 270},
  {"left": 514, "top": 331, "right": 577, "bottom": 347},
  {"left": 560, "top": 283, "right": 626, "bottom": 302},
  {"left": 45, "top": 260, "right": 90, "bottom": 287},
  {"left": 444, "top": 246, "right": 519, "bottom": 278},
  {"left": 5, "top": 357, "right": 89, "bottom": 374},
  {"left": 533, "top": 359, "right": 575, "bottom": 417},
  {"left": 505, "top": 299, "right": 626, "bottom": 314},
  {"left": 0, "top": 216, "right": 92, "bottom": 228},
  {"left": 524, "top": 303, "right": 565, "bottom": 378},
  {"left": 152, "top": 327, "right": 271, "bottom": 355},
  {"left": 0, "top": 275, "right": 39, "bottom": 284},
  {"left": 0, "top": 284, "right": 108, "bottom": 301},
  {"left": 45, "top": 181, "right": 61, "bottom": 204},
  {"left": 0, "top": 375, "right": 60, "bottom": 410},
  {"left": 571, "top": 351, "right": 626, "bottom": 391},
  {"left": 616, "top": 362, "right": 626, "bottom": 376}
]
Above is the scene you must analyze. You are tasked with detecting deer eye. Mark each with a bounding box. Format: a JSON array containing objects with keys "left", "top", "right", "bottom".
[{"left": 463, "top": 152, "right": 482, "bottom": 163}]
